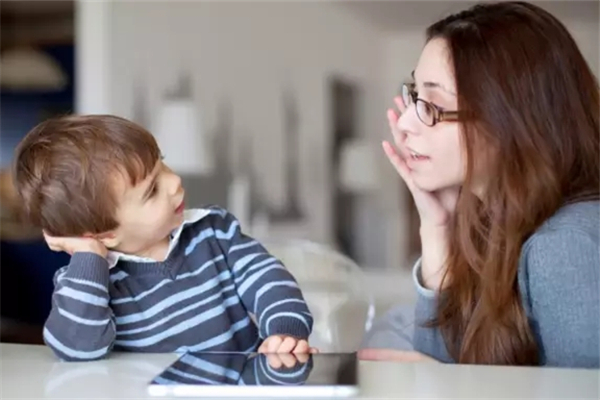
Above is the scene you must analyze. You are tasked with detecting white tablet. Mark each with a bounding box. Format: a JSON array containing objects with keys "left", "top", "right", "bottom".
[{"left": 148, "top": 352, "right": 358, "bottom": 398}]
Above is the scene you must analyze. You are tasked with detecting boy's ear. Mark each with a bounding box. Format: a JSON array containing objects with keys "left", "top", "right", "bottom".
[{"left": 86, "top": 231, "right": 119, "bottom": 249}]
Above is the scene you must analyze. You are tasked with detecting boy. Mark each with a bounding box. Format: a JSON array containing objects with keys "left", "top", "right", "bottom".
[{"left": 13, "top": 115, "right": 314, "bottom": 361}]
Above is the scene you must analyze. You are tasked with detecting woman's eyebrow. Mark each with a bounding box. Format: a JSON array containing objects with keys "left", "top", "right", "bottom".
[{"left": 411, "top": 70, "right": 456, "bottom": 96}]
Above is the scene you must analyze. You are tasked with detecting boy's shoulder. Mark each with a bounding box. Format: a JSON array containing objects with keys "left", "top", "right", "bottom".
[
  {"left": 180, "top": 205, "right": 239, "bottom": 234},
  {"left": 177, "top": 206, "right": 243, "bottom": 255}
]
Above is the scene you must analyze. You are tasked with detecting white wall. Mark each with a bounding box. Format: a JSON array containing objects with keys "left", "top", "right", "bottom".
[
  {"left": 76, "top": 1, "right": 111, "bottom": 115},
  {"left": 567, "top": 20, "right": 600, "bottom": 77},
  {"left": 103, "top": 1, "right": 394, "bottom": 269}
]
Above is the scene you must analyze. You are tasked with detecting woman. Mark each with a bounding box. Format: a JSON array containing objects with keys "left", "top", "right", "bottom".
[{"left": 361, "top": 1, "right": 599, "bottom": 368}]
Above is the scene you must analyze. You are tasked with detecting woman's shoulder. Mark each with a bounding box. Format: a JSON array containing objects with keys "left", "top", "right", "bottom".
[
  {"left": 518, "top": 199, "right": 599, "bottom": 294},
  {"left": 533, "top": 200, "right": 599, "bottom": 242}
]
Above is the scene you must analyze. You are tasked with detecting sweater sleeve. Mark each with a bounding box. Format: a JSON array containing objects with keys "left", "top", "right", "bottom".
[
  {"left": 210, "top": 208, "right": 313, "bottom": 340},
  {"left": 519, "top": 229, "right": 599, "bottom": 368},
  {"left": 360, "top": 304, "right": 415, "bottom": 351},
  {"left": 411, "top": 259, "right": 455, "bottom": 363},
  {"left": 43, "top": 252, "right": 116, "bottom": 361}
]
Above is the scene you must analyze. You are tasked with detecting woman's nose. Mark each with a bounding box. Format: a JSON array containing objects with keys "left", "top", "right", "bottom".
[{"left": 397, "top": 103, "right": 422, "bottom": 137}]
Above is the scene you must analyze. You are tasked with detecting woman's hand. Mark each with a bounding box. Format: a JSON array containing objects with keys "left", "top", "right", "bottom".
[
  {"left": 358, "top": 348, "right": 437, "bottom": 363},
  {"left": 383, "top": 96, "right": 458, "bottom": 228},
  {"left": 383, "top": 96, "right": 459, "bottom": 290}
]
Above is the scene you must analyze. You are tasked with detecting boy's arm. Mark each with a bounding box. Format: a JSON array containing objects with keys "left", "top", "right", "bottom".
[
  {"left": 210, "top": 208, "right": 313, "bottom": 340},
  {"left": 43, "top": 253, "right": 116, "bottom": 361}
]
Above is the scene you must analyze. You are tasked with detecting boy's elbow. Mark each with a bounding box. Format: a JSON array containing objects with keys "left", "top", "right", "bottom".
[
  {"left": 43, "top": 327, "right": 114, "bottom": 362},
  {"left": 52, "top": 348, "right": 112, "bottom": 362},
  {"left": 46, "top": 340, "right": 113, "bottom": 362}
]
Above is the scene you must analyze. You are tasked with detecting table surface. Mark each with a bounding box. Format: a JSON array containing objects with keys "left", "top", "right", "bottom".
[{"left": 1, "top": 343, "right": 598, "bottom": 399}]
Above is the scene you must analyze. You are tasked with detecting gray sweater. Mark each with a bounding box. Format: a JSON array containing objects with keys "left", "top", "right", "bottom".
[{"left": 365, "top": 201, "right": 599, "bottom": 368}]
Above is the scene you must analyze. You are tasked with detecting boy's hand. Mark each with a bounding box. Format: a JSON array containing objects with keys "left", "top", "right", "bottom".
[
  {"left": 266, "top": 352, "right": 310, "bottom": 369},
  {"left": 258, "top": 335, "right": 319, "bottom": 354},
  {"left": 43, "top": 232, "right": 108, "bottom": 258}
]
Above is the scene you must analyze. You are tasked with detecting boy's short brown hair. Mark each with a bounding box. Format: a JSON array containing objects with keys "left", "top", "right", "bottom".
[{"left": 13, "top": 114, "right": 161, "bottom": 236}]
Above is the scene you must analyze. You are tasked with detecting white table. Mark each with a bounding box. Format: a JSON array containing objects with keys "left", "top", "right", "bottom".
[{"left": 1, "top": 344, "right": 598, "bottom": 399}]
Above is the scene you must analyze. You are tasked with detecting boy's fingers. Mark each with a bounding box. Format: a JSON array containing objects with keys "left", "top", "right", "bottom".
[
  {"left": 266, "top": 354, "right": 282, "bottom": 369},
  {"left": 279, "top": 353, "right": 297, "bottom": 368},
  {"left": 267, "top": 336, "right": 283, "bottom": 353},
  {"left": 292, "top": 340, "right": 309, "bottom": 354},
  {"left": 277, "top": 336, "right": 297, "bottom": 353},
  {"left": 295, "top": 352, "right": 309, "bottom": 364},
  {"left": 258, "top": 339, "right": 270, "bottom": 353}
]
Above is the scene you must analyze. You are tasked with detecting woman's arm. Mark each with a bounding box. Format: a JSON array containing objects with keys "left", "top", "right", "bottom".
[{"left": 411, "top": 259, "right": 455, "bottom": 363}]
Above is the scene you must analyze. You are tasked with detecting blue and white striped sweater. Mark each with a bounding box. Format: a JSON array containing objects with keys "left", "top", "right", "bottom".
[{"left": 43, "top": 206, "right": 313, "bottom": 361}]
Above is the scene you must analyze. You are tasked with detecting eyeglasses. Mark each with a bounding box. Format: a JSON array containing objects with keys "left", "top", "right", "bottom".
[{"left": 401, "top": 83, "right": 459, "bottom": 127}]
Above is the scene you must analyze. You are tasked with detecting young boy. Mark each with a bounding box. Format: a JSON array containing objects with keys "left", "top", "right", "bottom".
[{"left": 13, "top": 115, "right": 314, "bottom": 361}]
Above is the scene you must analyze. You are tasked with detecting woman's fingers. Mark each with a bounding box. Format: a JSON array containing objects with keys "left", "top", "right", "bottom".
[
  {"left": 387, "top": 109, "right": 404, "bottom": 149},
  {"left": 393, "top": 95, "right": 406, "bottom": 114},
  {"left": 382, "top": 141, "right": 414, "bottom": 191},
  {"left": 437, "top": 186, "right": 460, "bottom": 216},
  {"left": 357, "top": 349, "right": 437, "bottom": 363},
  {"left": 383, "top": 142, "right": 450, "bottom": 227}
]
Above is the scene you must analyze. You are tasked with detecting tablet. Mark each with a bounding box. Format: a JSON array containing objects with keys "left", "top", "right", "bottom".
[{"left": 148, "top": 352, "right": 358, "bottom": 398}]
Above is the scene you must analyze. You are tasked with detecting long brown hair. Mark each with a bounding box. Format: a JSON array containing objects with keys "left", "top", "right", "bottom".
[{"left": 426, "top": 2, "right": 599, "bottom": 365}]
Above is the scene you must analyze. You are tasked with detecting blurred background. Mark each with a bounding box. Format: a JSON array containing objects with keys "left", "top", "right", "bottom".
[{"left": 1, "top": 0, "right": 598, "bottom": 345}]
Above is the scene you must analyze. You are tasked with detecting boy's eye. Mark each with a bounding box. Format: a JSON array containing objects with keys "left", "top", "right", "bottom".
[{"left": 149, "top": 184, "right": 158, "bottom": 197}]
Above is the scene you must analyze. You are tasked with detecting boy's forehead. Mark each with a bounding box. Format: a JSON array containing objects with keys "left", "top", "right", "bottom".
[
  {"left": 112, "top": 160, "right": 160, "bottom": 200},
  {"left": 110, "top": 170, "right": 137, "bottom": 201}
]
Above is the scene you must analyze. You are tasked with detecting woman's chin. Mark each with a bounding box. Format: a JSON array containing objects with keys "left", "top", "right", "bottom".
[
  {"left": 412, "top": 177, "right": 443, "bottom": 192},
  {"left": 412, "top": 175, "right": 459, "bottom": 193}
]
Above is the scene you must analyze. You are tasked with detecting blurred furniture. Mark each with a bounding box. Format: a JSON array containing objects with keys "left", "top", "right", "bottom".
[
  {"left": 0, "top": 169, "right": 69, "bottom": 343},
  {"left": 153, "top": 74, "right": 213, "bottom": 176},
  {"left": 2, "top": 343, "right": 598, "bottom": 399},
  {"left": 262, "top": 239, "right": 376, "bottom": 353}
]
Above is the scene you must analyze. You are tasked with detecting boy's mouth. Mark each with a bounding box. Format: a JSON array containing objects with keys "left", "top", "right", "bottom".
[{"left": 175, "top": 200, "right": 185, "bottom": 214}]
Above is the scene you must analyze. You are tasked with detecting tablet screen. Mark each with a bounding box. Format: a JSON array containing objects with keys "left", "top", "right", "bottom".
[{"left": 148, "top": 352, "right": 358, "bottom": 398}]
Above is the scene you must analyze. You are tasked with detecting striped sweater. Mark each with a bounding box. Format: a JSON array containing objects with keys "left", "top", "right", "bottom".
[{"left": 43, "top": 207, "right": 313, "bottom": 361}]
